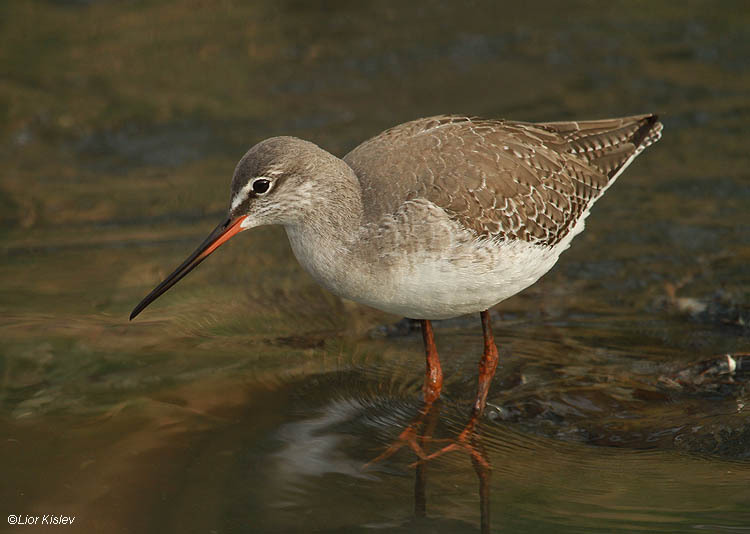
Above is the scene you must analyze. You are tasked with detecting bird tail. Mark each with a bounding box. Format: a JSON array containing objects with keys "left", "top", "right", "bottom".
[{"left": 538, "top": 114, "right": 663, "bottom": 179}]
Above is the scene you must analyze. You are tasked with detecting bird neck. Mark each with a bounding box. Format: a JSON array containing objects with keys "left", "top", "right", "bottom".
[
  {"left": 282, "top": 156, "right": 364, "bottom": 293},
  {"left": 299, "top": 155, "right": 363, "bottom": 238}
]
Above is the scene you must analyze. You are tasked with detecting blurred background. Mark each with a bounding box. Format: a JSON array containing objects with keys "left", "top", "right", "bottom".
[{"left": 1, "top": 1, "right": 749, "bottom": 532}]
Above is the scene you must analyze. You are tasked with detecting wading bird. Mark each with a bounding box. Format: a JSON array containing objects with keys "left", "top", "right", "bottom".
[{"left": 131, "top": 114, "right": 662, "bottom": 449}]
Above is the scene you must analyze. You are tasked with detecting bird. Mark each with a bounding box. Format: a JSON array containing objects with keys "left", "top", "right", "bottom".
[{"left": 130, "top": 113, "right": 662, "bottom": 421}]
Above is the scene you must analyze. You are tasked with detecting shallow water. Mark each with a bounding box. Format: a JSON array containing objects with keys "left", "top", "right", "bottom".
[{"left": 2, "top": 1, "right": 750, "bottom": 532}]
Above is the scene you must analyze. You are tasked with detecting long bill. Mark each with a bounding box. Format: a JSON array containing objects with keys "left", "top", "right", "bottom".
[{"left": 130, "top": 215, "right": 247, "bottom": 320}]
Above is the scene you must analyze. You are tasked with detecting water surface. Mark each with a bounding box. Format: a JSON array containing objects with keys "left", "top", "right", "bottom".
[{"left": 1, "top": 1, "right": 749, "bottom": 532}]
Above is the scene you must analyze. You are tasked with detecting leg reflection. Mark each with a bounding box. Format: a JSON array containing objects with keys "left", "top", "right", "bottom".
[
  {"left": 413, "top": 400, "right": 439, "bottom": 517},
  {"left": 368, "top": 312, "right": 496, "bottom": 531},
  {"left": 411, "top": 400, "right": 492, "bottom": 533},
  {"left": 471, "top": 432, "right": 491, "bottom": 534}
]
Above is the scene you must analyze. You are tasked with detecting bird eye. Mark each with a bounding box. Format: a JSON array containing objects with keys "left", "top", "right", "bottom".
[{"left": 252, "top": 178, "right": 271, "bottom": 194}]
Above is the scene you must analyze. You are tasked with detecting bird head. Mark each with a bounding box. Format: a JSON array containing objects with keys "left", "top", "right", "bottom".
[{"left": 129, "top": 136, "right": 325, "bottom": 320}]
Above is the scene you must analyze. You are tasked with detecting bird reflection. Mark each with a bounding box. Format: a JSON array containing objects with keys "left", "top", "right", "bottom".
[
  {"left": 371, "top": 398, "right": 492, "bottom": 533},
  {"left": 415, "top": 403, "right": 491, "bottom": 534}
]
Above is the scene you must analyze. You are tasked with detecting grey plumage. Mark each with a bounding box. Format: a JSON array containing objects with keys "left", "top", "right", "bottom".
[
  {"left": 131, "top": 112, "right": 663, "bottom": 322},
  {"left": 130, "top": 112, "right": 664, "bottom": 419}
]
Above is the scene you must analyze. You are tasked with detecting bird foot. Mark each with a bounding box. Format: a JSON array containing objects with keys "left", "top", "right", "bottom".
[
  {"left": 410, "top": 412, "right": 489, "bottom": 469},
  {"left": 365, "top": 422, "right": 429, "bottom": 467},
  {"left": 367, "top": 401, "right": 490, "bottom": 472},
  {"left": 365, "top": 400, "right": 443, "bottom": 468}
]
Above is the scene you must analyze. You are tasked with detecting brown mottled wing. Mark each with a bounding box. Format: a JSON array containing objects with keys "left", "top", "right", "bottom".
[{"left": 344, "top": 115, "right": 662, "bottom": 246}]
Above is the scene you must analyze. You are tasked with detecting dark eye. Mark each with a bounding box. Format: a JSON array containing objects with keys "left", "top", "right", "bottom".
[{"left": 252, "top": 179, "right": 270, "bottom": 194}]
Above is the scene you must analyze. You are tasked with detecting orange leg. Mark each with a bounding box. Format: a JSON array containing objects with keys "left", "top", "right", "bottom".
[
  {"left": 474, "top": 310, "right": 499, "bottom": 415},
  {"left": 421, "top": 310, "right": 498, "bottom": 465},
  {"left": 366, "top": 320, "right": 444, "bottom": 466},
  {"left": 421, "top": 319, "right": 444, "bottom": 403}
]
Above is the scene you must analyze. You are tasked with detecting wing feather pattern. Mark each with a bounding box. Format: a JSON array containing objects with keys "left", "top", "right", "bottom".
[{"left": 344, "top": 114, "right": 662, "bottom": 246}]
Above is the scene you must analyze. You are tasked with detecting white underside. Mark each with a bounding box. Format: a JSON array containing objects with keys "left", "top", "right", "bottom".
[
  {"left": 285, "top": 203, "right": 590, "bottom": 320},
  {"left": 352, "top": 238, "right": 562, "bottom": 319},
  {"left": 363, "top": 214, "right": 588, "bottom": 319}
]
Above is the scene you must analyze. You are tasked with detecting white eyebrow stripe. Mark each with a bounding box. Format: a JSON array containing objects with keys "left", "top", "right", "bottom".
[{"left": 231, "top": 182, "right": 255, "bottom": 211}]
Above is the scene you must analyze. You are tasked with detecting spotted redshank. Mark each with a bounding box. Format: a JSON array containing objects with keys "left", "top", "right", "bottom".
[{"left": 131, "top": 114, "right": 662, "bottom": 418}]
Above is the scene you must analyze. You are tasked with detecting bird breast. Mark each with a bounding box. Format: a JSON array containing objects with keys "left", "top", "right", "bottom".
[{"left": 284, "top": 199, "right": 569, "bottom": 320}]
